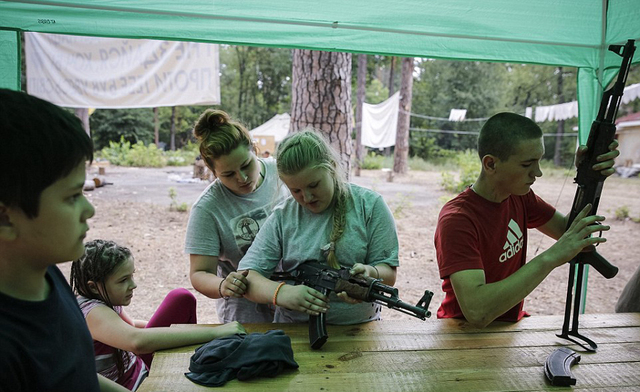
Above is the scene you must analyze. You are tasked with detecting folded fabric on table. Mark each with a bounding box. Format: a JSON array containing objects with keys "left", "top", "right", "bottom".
[{"left": 185, "top": 329, "right": 299, "bottom": 387}]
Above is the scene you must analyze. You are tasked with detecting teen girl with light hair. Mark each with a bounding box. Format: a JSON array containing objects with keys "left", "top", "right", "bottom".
[
  {"left": 239, "top": 129, "right": 399, "bottom": 324},
  {"left": 185, "top": 109, "right": 289, "bottom": 323}
]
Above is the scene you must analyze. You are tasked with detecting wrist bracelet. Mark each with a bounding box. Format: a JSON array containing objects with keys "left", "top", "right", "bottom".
[
  {"left": 218, "top": 277, "right": 227, "bottom": 299},
  {"left": 372, "top": 265, "right": 380, "bottom": 279},
  {"left": 273, "top": 282, "right": 286, "bottom": 306}
]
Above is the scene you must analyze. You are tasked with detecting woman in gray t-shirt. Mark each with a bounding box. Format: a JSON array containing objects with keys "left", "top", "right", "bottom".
[
  {"left": 238, "top": 130, "right": 399, "bottom": 325},
  {"left": 185, "top": 109, "right": 287, "bottom": 323}
]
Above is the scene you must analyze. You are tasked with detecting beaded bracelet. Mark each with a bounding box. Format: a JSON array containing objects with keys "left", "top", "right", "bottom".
[{"left": 272, "top": 281, "right": 286, "bottom": 306}]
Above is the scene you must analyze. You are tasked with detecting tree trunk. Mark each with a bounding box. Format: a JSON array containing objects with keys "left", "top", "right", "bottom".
[
  {"left": 290, "top": 49, "right": 353, "bottom": 178},
  {"left": 554, "top": 67, "right": 564, "bottom": 166},
  {"left": 170, "top": 106, "right": 176, "bottom": 151},
  {"left": 388, "top": 57, "right": 396, "bottom": 96},
  {"left": 236, "top": 47, "right": 249, "bottom": 120},
  {"left": 153, "top": 107, "right": 159, "bottom": 146},
  {"left": 354, "top": 54, "right": 367, "bottom": 176},
  {"left": 384, "top": 57, "right": 396, "bottom": 157},
  {"left": 393, "top": 58, "right": 414, "bottom": 174}
]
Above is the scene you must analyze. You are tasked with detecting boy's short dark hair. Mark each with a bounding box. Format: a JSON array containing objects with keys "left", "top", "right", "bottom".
[
  {"left": 477, "top": 112, "right": 543, "bottom": 161},
  {"left": 0, "top": 89, "right": 93, "bottom": 218}
]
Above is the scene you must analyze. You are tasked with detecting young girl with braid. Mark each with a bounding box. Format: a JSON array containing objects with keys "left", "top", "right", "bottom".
[
  {"left": 71, "top": 240, "right": 245, "bottom": 391},
  {"left": 238, "top": 130, "right": 399, "bottom": 324},
  {"left": 185, "top": 109, "right": 289, "bottom": 323}
]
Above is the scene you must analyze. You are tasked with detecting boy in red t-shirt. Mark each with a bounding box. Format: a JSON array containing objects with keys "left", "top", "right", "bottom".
[{"left": 434, "top": 112, "right": 619, "bottom": 327}]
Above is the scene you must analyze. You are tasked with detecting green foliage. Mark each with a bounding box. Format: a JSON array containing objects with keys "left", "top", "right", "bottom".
[
  {"left": 409, "top": 134, "right": 458, "bottom": 165},
  {"left": 411, "top": 60, "right": 508, "bottom": 151},
  {"left": 408, "top": 156, "right": 454, "bottom": 171},
  {"left": 168, "top": 187, "right": 188, "bottom": 212},
  {"left": 101, "top": 137, "right": 197, "bottom": 167},
  {"left": 90, "top": 108, "right": 155, "bottom": 150},
  {"left": 164, "top": 141, "right": 199, "bottom": 166},
  {"left": 100, "top": 137, "right": 132, "bottom": 166},
  {"left": 127, "top": 142, "right": 166, "bottom": 167},
  {"left": 360, "top": 152, "right": 388, "bottom": 170},
  {"left": 440, "top": 150, "right": 480, "bottom": 193},
  {"left": 365, "top": 78, "right": 389, "bottom": 104},
  {"left": 615, "top": 205, "right": 630, "bottom": 221},
  {"left": 219, "top": 45, "right": 292, "bottom": 128}
]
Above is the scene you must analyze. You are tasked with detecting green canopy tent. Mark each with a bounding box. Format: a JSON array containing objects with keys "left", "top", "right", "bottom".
[
  {"left": 0, "top": 0, "right": 639, "bottom": 140},
  {"left": 0, "top": 0, "right": 638, "bottom": 312}
]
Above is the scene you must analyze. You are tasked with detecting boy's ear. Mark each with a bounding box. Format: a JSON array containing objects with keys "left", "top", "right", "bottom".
[
  {"left": 481, "top": 154, "right": 499, "bottom": 174},
  {"left": 87, "top": 281, "right": 100, "bottom": 295},
  {"left": 0, "top": 203, "right": 18, "bottom": 241}
]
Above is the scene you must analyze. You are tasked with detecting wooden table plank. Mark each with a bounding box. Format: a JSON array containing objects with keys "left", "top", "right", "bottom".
[
  {"left": 162, "top": 325, "right": 640, "bottom": 353},
  {"left": 169, "top": 313, "right": 640, "bottom": 335},
  {"left": 140, "top": 362, "right": 640, "bottom": 392},
  {"left": 138, "top": 313, "right": 640, "bottom": 392},
  {"left": 148, "top": 342, "right": 640, "bottom": 376}
]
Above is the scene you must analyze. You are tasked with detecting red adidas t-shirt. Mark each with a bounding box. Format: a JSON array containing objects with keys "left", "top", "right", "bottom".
[{"left": 434, "top": 188, "right": 555, "bottom": 322}]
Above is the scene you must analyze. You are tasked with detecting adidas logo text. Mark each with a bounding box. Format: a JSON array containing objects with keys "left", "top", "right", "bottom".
[{"left": 499, "top": 219, "right": 524, "bottom": 263}]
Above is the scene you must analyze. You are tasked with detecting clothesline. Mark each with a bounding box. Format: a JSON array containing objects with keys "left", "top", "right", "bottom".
[
  {"left": 531, "top": 82, "right": 640, "bottom": 122},
  {"left": 400, "top": 83, "right": 640, "bottom": 124},
  {"left": 409, "top": 127, "right": 579, "bottom": 137},
  {"left": 399, "top": 109, "right": 489, "bottom": 122}
]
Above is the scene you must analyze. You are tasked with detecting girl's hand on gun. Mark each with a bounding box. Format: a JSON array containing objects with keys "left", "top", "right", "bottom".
[
  {"left": 279, "top": 284, "right": 329, "bottom": 316},
  {"left": 336, "top": 263, "right": 372, "bottom": 304},
  {"left": 221, "top": 270, "right": 249, "bottom": 298},
  {"left": 214, "top": 321, "right": 247, "bottom": 337}
]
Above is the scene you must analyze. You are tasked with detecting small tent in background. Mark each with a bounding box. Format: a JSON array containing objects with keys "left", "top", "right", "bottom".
[
  {"left": 615, "top": 112, "right": 640, "bottom": 177},
  {"left": 249, "top": 113, "right": 290, "bottom": 156}
]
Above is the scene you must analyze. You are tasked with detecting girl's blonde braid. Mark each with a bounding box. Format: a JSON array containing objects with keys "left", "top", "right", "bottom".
[{"left": 326, "top": 186, "right": 348, "bottom": 269}]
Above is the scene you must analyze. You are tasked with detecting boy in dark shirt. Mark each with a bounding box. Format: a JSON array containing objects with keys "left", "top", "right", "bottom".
[{"left": 0, "top": 89, "right": 127, "bottom": 391}]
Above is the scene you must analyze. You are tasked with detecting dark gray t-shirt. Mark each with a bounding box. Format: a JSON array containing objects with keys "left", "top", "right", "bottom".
[{"left": 185, "top": 157, "right": 289, "bottom": 323}]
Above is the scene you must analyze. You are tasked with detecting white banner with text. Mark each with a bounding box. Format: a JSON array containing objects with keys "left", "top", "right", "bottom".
[{"left": 25, "top": 33, "right": 220, "bottom": 108}]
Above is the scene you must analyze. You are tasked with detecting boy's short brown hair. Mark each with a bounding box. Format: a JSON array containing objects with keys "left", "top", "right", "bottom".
[{"left": 0, "top": 89, "right": 93, "bottom": 218}]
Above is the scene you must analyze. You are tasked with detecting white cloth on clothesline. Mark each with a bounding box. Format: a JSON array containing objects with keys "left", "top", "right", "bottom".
[
  {"left": 448, "top": 109, "right": 467, "bottom": 122},
  {"left": 534, "top": 101, "right": 578, "bottom": 122},
  {"left": 361, "top": 92, "right": 399, "bottom": 148},
  {"left": 525, "top": 107, "right": 533, "bottom": 119},
  {"left": 533, "top": 83, "right": 639, "bottom": 123},
  {"left": 622, "top": 83, "right": 640, "bottom": 105}
]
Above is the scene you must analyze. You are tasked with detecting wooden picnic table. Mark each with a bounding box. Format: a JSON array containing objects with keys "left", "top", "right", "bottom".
[{"left": 138, "top": 313, "right": 640, "bottom": 391}]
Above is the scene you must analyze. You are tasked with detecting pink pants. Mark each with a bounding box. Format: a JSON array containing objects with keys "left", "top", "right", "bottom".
[{"left": 139, "top": 288, "right": 197, "bottom": 368}]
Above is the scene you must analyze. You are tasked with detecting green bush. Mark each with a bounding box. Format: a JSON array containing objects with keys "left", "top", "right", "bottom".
[
  {"left": 440, "top": 150, "right": 480, "bottom": 193},
  {"left": 165, "top": 149, "right": 198, "bottom": 167},
  {"left": 100, "top": 138, "right": 199, "bottom": 167},
  {"left": 410, "top": 134, "right": 458, "bottom": 166},
  {"left": 127, "top": 142, "right": 166, "bottom": 167},
  {"left": 615, "top": 205, "right": 630, "bottom": 221},
  {"left": 101, "top": 137, "right": 133, "bottom": 166},
  {"left": 361, "top": 152, "right": 387, "bottom": 170}
]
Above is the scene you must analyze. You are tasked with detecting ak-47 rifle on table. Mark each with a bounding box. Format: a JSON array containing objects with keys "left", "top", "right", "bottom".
[
  {"left": 544, "top": 39, "right": 636, "bottom": 387},
  {"left": 272, "top": 261, "right": 433, "bottom": 349}
]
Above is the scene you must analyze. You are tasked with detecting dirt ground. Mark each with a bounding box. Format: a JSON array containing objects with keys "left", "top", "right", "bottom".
[{"left": 59, "top": 164, "right": 640, "bottom": 325}]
